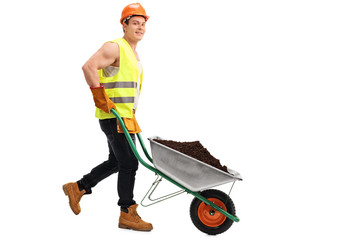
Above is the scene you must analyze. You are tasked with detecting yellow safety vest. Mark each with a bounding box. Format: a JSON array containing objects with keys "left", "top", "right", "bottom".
[{"left": 95, "top": 38, "right": 143, "bottom": 119}]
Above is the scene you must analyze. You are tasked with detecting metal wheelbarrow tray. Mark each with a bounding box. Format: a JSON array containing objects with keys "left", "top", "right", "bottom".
[{"left": 148, "top": 136, "right": 242, "bottom": 192}]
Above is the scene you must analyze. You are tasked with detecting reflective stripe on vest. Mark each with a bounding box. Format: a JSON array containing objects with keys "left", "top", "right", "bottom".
[
  {"left": 109, "top": 97, "right": 135, "bottom": 103},
  {"left": 102, "top": 81, "right": 137, "bottom": 89},
  {"left": 95, "top": 38, "right": 143, "bottom": 120}
]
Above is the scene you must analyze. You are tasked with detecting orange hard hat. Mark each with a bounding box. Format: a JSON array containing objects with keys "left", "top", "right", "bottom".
[{"left": 121, "top": 3, "right": 149, "bottom": 25}]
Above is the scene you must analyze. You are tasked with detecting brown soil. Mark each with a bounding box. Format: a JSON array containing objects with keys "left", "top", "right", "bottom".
[{"left": 154, "top": 139, "right": 229, "bottom": 173}]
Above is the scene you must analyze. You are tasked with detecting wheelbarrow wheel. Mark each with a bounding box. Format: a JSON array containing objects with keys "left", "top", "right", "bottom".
[{"left": 190, "top": 189, "right": 236, "bottom": 235}]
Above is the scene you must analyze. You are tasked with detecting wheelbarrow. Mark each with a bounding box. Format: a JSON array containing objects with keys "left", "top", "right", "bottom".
[{"left": 111, "top": 109, "right": 243, "bottom": 235}]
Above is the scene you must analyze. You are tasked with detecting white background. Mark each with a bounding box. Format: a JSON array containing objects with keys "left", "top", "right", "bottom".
[{"left": 0, "top": 0, "right": 359, "bottom": 239}]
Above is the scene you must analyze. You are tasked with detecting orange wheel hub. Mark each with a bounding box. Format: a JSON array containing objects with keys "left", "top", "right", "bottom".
[{"left": 198, "top": 198, "right": 227, "bottom": 227}]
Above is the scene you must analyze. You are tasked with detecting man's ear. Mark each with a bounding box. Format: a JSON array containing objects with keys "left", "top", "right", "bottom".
[{"left": 123, "top": 23, "right": 128, "bottom": 33}]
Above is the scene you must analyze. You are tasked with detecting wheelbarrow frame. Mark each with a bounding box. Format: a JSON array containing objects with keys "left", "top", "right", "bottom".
[{"left": 111, "top": 108, "right": 241, "bottom": 223}]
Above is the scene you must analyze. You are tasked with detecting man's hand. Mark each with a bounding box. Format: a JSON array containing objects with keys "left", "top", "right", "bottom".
[{"left": 90, "top": 84, "right": 116, "bottom": 113}]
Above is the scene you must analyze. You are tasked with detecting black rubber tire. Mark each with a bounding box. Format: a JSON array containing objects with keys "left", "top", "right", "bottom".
[{"left": 190, "top": 189, "right": 236, "bottom": 235}]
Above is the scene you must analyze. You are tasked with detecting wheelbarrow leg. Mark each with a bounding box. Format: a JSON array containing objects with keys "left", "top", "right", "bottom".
[{"left": 141, "top": 175, "right": 186, "bottom": 207}]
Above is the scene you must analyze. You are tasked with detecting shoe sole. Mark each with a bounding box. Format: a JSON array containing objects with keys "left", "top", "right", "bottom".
[
  {"left": 118, "top": 223, "right": 152, "bottom": 231},
  {"left": 63, "top": 184, "right": 80, "bottom": 215}
]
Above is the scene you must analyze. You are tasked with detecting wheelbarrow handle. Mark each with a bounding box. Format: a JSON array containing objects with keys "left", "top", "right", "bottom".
[{"left": 111, "top": 109, "right": 157, "bottom": 172}]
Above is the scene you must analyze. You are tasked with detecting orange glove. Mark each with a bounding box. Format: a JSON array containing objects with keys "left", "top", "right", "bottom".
[{"left": 90, "top": 84, "right": 116, "bottom": 113}]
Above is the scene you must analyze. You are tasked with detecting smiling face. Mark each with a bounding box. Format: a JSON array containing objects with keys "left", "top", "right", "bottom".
[{"left": 123, "top": 16, "right": 146, "bottom": 42}]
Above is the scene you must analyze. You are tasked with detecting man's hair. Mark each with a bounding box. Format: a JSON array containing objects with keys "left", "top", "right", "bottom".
[{"left": 123, "top": 15, "right": 145, "bottom": 25}]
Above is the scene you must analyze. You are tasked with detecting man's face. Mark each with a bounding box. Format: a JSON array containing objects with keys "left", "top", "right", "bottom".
[{"left": 124, "top": 16, "right": 146, "bottom": 41}]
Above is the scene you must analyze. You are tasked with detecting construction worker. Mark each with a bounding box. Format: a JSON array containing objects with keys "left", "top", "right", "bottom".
[{"left": 63, "top": 3, "right": 153, "bottom": 231}]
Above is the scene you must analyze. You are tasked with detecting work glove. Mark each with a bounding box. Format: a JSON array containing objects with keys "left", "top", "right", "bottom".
[{"left": 90, "top": 84, "right": 116, "bottom": 113}]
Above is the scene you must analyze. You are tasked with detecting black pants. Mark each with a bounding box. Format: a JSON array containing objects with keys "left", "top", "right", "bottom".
[{"left": 79, "top": 118, "right": 138, "bottom": 207}]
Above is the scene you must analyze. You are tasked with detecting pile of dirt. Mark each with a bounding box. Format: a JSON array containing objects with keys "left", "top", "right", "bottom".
[{"left": 154, "top": 139, "right": 229, "bottom": 173}]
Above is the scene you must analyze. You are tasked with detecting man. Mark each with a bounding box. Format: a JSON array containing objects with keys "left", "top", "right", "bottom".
[{"left": 63, "top": 3, "right": 153, "bottom": 231}]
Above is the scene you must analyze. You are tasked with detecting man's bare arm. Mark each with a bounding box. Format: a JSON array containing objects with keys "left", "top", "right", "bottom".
[{"left": 82, "top": 42, "right": 119, "bottom": 88}]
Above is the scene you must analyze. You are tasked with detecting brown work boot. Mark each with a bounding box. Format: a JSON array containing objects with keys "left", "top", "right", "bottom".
[
  {"left": 119, "top": 204, "right": 153, "bottom": 231},
  {"left": 62, "top": 182, "right": 86, "bottom": 215}
]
